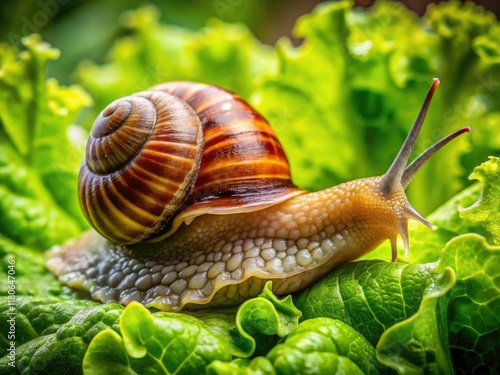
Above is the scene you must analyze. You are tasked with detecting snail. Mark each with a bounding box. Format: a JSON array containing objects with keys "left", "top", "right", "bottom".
[{"left": 47, "top": 78, "right": 469, "bottom": 312}]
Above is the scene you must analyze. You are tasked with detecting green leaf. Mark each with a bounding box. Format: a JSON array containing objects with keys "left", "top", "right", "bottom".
[
  {"left": 83, "top": 283, "right": 302, "bottom": 374},
  {"left": 77, "top": 5, "right": 275, "bottom": 123},
  {"left": 377, "top": 267, "right": 456, "bottom": 374},
  {"left": 0, "top": 138, "right": 52, "bottom": 202},
  {"left": 0, "top": 184, "right": 81, "bottom": 250},
  {"left": 187, "top": 281, "right": 302, "bottom": 358},
  {"left": 256, "top": 1, "right": 358, "bottom": 189},
  {"left": 237, "top": 281, "right": 301, "bottom": 338},
  {"left": 0, "top": 234, "right": 66, "bottom": 296},
  {"left": 267, "top": 317, "right": 383, "bottom": 374},
  {"left": 32, "top": 77, "right": 92, "bottom": 228},
  {"left": 0, "top": 36, "right": 58, "bottom": 156},
  {"left": 231, "top": 281, "right": 301, "bottom": 356},
  {"left": 436, "top": 234, "right": 500, "bottom": 373},
  {"left": 206, "top": 357, "right": 276, "bottom": 375},
  {"left": 0, "top": 34, "right": 92, "bottom": 228},
  {"left": 460, "top": 157, "right": 500, "bottom": 244},
  {"left": 83, "top": 330, "right": 137, "bottom": 375},
  {"left": 84, "top": 302, "right": 232, "bottom": 375},
  {"left": 0, "top": 137, "right": 81, "bottom": 250},
  {"left": 0, "top": 301, "right": 122, "bottom": 374},
  {"left": 0, "top": 296, "right": 99, "bottom": 352},
  {"left": 295, "top": 261, "right": 436, "bottom": 345}
]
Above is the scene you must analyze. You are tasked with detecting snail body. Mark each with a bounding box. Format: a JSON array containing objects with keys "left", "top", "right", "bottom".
[{"left": 48, "top": 79, "right": 469, "bottom": 311}]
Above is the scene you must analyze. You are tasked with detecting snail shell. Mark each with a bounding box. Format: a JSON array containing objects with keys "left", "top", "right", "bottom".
[{"left": 79, "top": 82, "right": 305, "bottom": 244}]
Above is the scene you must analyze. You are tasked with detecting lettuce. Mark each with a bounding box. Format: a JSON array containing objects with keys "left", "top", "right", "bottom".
[
  {"left": 377, "top": 268, "right": 456, "bottom": 374},
  {"left": 436, "top": 235, "right": 500, "bottom": 373},
  {"left": 1, "top": 1, "right": 500, "bottom": 374},
  {"left": 265, "top": 318, "right": 383, "bottom": 374},
  {"left": 460, "top": 157, "right": 500, "bottom": 244},
  {"left": 295, "top": 235, "right": 500, "bottom": 374},
  {"left": 0, "top": 298, "right": 121, "bottom": 374},
  {"left": 0, "top": 34, "right": 91, "bottom": 250},
  {"left": 77, "top": 5, "right": 276, "bottom": 126},
  {"left": 295, "top": 261, "right": 438, "bottom": 345},
  {"left": 83, "top": 303, "right": 232, "bottom": 375},
  {"left": 0, "top": 235, "right": 64, "bottom": 297},
  {"left": 207, "top": 357, "right": 276, "bottom": 375},
  {"left": 83, "top": 282, "right": 300, "bottom": 374}
]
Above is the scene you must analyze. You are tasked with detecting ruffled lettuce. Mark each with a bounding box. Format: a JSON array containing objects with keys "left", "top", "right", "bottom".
[
  {"left": 77, "top": 5, "right": 276, "bottom": 125},
  {"left": 0, "top": 299, "right": 121, "bottom": 374},
  {"left": 0, "top": 34, "right": 91, "bottom": 248},
  {"left": 1, "top": 1, "right": 500, "bottom": 374},
  {"left": 377, "top": 267, "right": 456, "bottom": 374},
  {"left": 83, "top": 282, "right": 300, "bottom": 374},
  {"left": 460, "top": 157, "right": 500, "bottom": 244}
]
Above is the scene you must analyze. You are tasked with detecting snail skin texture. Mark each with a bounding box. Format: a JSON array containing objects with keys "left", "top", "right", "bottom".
[{"left": 47, "top": 79, "right": 469, "bottom": 311}]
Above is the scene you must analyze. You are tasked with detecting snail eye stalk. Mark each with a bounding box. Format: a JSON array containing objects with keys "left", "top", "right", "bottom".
[
  {"left": 380, "top": 78, "right": 470, "bottom": 196},
  {"left": 401, "top": 127, "right": 470, "bottom": 188}
]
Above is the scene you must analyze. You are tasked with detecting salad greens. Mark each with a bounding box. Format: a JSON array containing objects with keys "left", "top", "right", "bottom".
[
  {"left": 295, "top": 261, "right": 438, "bottom": 346},
  {"left": 436, "top": 235, "right": 500, "bottom": 373},
  {"left": 265, "top": 318, "right": 383, "bottom": 375},
  {"left": 1, "top": 1, "right": 499, "bottom": 374},
  {"left": 0, "top": 34, "right": 90, "bottom": 253},
  {"left": 377, "top": 268, "right": 456, "bottom": 374},
  {"left": 460, "top": 157, "right": 500, "bottom": 244},
  {"left": 83, "top": 282, "right": 302, "bottom": 374},
  {"left": 84, "top": 302, "right": 233, "bottom": 375}
]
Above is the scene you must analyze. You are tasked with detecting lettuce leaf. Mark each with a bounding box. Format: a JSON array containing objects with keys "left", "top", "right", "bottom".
[
  {"left": 0, "top": 299, "right": 122, "bottom": 375},
  {"left": 436, "top": 234, "right": 500, "bottom": 373},
  {"left": 209, "top": 318, "right": 388, "bottom": 374},
  {"left": 0, "top": 296, "right": 99, "bottom": 352},
  {"left": 0, "top": 35, "right": 92, "bottom": 250},
  {"left": 375, "top": 234, "right": 500, "bottom": 374},
  {"left": 221, "top": 281, "right": 301, "bottom": 357},
  {"left": 295, "top": 261, "right": 437, "bottom": 345},
  {"left": 83, "top": 282, "right": 301, "bottom": 374},
  {"left": 77, "top": 5, "right": 276, "bottom": 125},
  {"left": 460, "top": 157, "right": 500, "bottom": 244},
  {"left": 206, "top": 357, "right": 276, "bottom": 375},
  {"left": 1, "top": 1, "right": 500, "bottom": 375},
  {"left": 82, "top": 288, "right": 383, "bottom": 375},
  {"left": 0, "top": 234, "right": 65, "bottom": 296},
  {"left": 266, "top": 318, "right": 383, "bottom": 374},
  {"left": 377, "top": 267, "right": 456, "bottom": 374},
  {"left": 84, "top": 302, "right": 232, "bottom": 375},
  {"left": 296, "top": 230, "right": 500, "bottom": 373}
]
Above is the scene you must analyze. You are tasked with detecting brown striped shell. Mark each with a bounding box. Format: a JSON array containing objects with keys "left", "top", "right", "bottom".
[{"left": 79, "top": 82, "right": 305, "bottom": 244}]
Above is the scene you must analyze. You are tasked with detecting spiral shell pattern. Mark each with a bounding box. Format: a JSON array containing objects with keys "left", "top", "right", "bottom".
[
  {"left": 79, "top": 91, "right": 203, "bottom": 244},
  {"left": 79, "top": 82, "right": 304, "bottom": 244}
]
